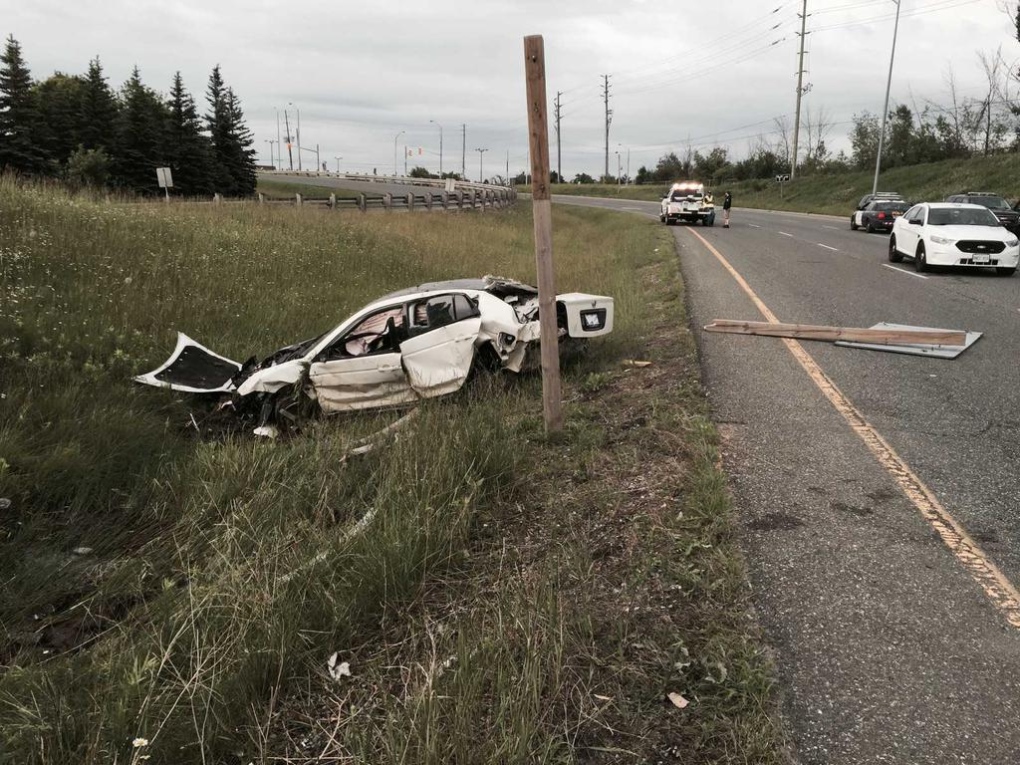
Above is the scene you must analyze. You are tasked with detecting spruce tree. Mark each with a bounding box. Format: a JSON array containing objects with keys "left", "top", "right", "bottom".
[
  {"left": 224, "top": 87, "right": 257, "bottom": 195},
  {"left": 204, "top": 65, "right": 233, "bottom": 194},
  {"left": 80, "top": 57, "right": 119, "bottom": 152},
  {"left": 0, "top": 34, "right": 43, "bottom": 173},
  {"left": 112, "top": 66, "right": 169, "bottom": 194},
  {"left": 167, "top": 71, "right": 213, "bottom": 195}
]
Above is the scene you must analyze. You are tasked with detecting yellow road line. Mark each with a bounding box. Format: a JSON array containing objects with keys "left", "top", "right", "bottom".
[{"left": 686, "top": 227, "right": 1020, "bottom": 629}]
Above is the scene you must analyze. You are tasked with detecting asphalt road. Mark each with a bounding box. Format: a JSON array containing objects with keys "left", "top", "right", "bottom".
[{"left": 555, "top": 195, "right": 1020, "bottom": 764}]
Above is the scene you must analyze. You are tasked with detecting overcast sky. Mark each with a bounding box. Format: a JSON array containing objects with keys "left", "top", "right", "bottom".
[{"left": 4, "top": 0, "right": 1017, "bottom": 179}]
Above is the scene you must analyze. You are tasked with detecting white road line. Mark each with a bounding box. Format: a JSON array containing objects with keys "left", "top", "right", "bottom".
[
  {"left": 621, "top": 206, "right": 643, "bottom": 211},
  {"left": 823, "top": 225, "right": 840, "bottom": 230},
  {"left": 748, "top": 223, "right": 761, "bottom": 228},
  {"left": 778, "top": 231, "right": 794, "bottom": 237},
  {"left": 882, "top": 264, "right": 928, "bottom": 279},
  {"left": 817, "top": 243, "right": 838, "bottom": 251}
]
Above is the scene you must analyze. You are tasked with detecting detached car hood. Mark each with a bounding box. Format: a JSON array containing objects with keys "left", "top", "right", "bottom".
[{"left": 134, "top": 333, "right": 242, "bottom": 393}]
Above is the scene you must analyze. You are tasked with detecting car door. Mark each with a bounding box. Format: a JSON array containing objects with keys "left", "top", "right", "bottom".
[
  {"left": 307, "top": 305, "right": 417, "bottom": 412},
  {"left": 400, "top": 293, "right": 482, "bottom": 398},
  {"left": 900, "top": 205, "right": 925, "bottom": 253}
]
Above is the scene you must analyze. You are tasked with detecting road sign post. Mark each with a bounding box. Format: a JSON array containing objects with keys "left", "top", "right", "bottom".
[
  {"left": 156, "top": 167, "right": 174, "bottom": 202},
  {"left": 775, "top": 173, "right": 790, "bottom": 199}
]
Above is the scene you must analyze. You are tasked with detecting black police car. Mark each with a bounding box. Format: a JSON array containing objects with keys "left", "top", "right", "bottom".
[{"left": 945, "top": 192, "right": 1020, "bottom": 235}]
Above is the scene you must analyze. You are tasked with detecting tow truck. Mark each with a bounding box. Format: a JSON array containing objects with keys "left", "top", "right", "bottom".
[{"left": 660, "top": 181, "right": 715, "bottom": 226}]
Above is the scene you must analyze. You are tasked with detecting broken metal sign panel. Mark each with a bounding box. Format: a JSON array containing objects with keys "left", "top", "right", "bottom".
[{"left": 834, "top": 323, "right": 982, "bottom": 359}]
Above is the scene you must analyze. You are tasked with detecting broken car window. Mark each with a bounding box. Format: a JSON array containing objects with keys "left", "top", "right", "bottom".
[
  {"left": 317, "top": 307, "right": 405, "bottom": 360},
  {"left": 408, "top": 293, "right": 480, "bottom": 335}
]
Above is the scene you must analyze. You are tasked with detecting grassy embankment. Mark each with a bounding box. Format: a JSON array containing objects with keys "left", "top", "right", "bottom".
[
  {"left": 550, "top": 151, "right": 1020, "bottom": 216},
  {"left": 256, "top": 178, "right": 363, "bottom": 200},
  {"left": 0, "top": 179, "right": 786, "bottom": 764}
]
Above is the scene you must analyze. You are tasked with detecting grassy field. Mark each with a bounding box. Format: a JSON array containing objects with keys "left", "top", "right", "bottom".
[
  {"left": 0, "top": 179, "right": 786, "bottom": 764},
  {"left": 550, "top": 152, "right": 1020, "bottom": 217}
]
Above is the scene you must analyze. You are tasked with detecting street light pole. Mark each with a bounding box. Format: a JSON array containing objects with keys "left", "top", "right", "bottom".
[
  {"left": 475, "top": 147, "right": 488, "bottom": 182},
  {"left": 430, "top": 119, "right": 443, "bottom": 176},
  {"left": 393, "top": 130, "right": 404, "bottom": 176},
  {"left": 872, "top": 0, "right": 902, "bottom": 196},
  {"left": 275, "top": 108, "right": 281, "bottom": 170},
  {"left": 615, "top": 150, "right": 621, "bottom": 185},
  {"left": 264, "top": 139, "right": 275, "bottom": 169},
  {"left": 335, "top": 156, "right": 342, "bottom": 174},
  {"left": 461, "top": 124, "right": 466, "bottom": 178},
  {"left": 283, "top": 110, "right": 294, "bottom": 170}
]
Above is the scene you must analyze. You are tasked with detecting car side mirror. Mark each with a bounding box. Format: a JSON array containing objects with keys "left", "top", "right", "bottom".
[{"left": 909, "top": 219, "right": 922, "bottom": 225}]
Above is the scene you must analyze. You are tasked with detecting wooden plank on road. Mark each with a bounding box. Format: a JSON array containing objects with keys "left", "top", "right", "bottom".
[{"left": 705, "top": 320, "right": 967, "bottom": 347}]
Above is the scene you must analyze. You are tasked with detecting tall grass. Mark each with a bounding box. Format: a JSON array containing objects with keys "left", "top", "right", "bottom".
[{"left": 0, "top": 177, "right": 666, "bottom": 763}]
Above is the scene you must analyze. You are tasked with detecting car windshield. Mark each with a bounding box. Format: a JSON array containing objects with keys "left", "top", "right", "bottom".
[
  {"left": 672, "top": 190, "right": 702, "bottom": 200},
  {"left": 928, "top": 208, "right": 1001, "bottom": 226},
  {"left": 967, "top": 195, "right": 1010, "bottom": 210},
  {"left": 875, "top": 202, "right": 909, "bottom": 212}
]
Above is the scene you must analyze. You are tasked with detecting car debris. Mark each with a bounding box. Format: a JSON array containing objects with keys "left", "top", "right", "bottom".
[
  {"left": 135, "top": 276, "right": 614, "bottom": 430},
  {"left": 834, "top": 323, "right": 982, "bottom": 359}
]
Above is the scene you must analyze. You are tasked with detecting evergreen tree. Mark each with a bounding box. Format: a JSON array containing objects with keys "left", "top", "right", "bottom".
[
  {"left": 112, "top": 66, "right": 169, "bottom": 194},
  {"left": 166, "top": 71, "right": 213, "bottom": 195},
  {"left": 204, "top": 64, "right": 233, "bottom": 193},
  {"left": 223, "top": 87, "right": 257, "bottom": 195},
  {"left": 80, "top": 57, "right": 119, "bottom": 152},
  {"left": 205, "top": 66, "right": 257, "bottom": 196},
  {"left": 0, "top": 34, "right": 44, "bottom": 173}
]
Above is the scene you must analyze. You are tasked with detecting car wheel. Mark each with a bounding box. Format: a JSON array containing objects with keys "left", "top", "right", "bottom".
[
  {"left": 865, "top": 218, "right": 876, "bottom": 233},
  {"left": 850, "top": 216, "right": 858, "bottom": 231},
  {"left": 915, "top": 243, "right": 928, "bottom": 272},
  {"left": 996, "top": 266, "right": 1016, "bottom": 276},
  {"left": 660, "top": 213, "right": 665, "bottom": 223},
  {"left": 888, "top": 236, "right": 903, "bottom": 262}
]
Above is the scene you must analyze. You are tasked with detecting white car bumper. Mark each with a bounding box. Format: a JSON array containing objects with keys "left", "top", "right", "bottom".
[{"left": 926, "top": 242, "right": 1020, "bottom": 267}]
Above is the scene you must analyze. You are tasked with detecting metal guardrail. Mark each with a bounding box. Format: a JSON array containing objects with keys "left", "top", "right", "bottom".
[
  {"left": 252, "top": 186, "right": 518, "bottom": 212},
  {"left": 261, "top": 169, "right": 512, "bottom": 195}
]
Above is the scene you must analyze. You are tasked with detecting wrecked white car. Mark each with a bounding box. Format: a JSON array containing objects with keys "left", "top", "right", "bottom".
[{"left": 135, "top": 277, "right": 614, "bottom": 422}]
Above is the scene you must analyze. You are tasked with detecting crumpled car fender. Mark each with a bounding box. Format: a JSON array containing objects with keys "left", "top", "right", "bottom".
[{"left": 236, "top": 359, "right": 307, "bottom": 396}]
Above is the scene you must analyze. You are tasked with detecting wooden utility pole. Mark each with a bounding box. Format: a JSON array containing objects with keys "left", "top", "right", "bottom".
[
  {"left": 524, "top": 34, "right": 563, "bottom": 432},
  {"left": 791, "top": 0, "right": 808, "bottom": 181}
]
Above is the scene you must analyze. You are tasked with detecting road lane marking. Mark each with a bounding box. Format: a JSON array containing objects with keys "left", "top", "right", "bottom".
[
  {"left": 685, "top": 226, "right": 1020, "bottom": 630},
  {"left": 823, "top": 225, "right": 840, "bottom": 230},
  {"left": 882, "top": 264, "right": 928, "bottom": 280},
  {"left": 748, "top": 223, "right": 761, "bottom": 228},
  {"left": 778, "top": 231, "right": 793, "bottom": 237},
  {"left": 817, "top": 243, "right": 838, "bottom": 251}
]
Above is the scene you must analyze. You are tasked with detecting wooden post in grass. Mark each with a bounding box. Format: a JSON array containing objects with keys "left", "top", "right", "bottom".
[{"left": 524, "top": 34, "right": 562, "bottom": 432}]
